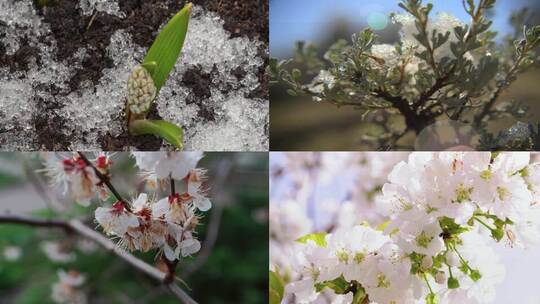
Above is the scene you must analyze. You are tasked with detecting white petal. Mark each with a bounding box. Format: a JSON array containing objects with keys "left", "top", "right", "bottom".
[
  {"left": 155, "top": 159, "right": 173, "bottom": 179},
  {"left": 194, "top": 196, "right": 212, "bottom": 212},
  {"left": 171, "top": 162, "right": 190, "bottom": 181},
  {"left": 152, "top": 197, "right": 170, "bottom": 218},
  {"left": 180, "top": 238, "right": 201, "bottom": 257},
  {"left": 133, "top": 193, "right": 148, "bottom": 209},
  {"left": 95, "top": 208, "right": 113, "bottom": 231},
  {"left": 163, "top": 244, "right": 178, "bottom": 261}
]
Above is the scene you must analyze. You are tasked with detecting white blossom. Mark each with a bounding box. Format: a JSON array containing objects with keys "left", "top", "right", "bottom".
[
  {"left": 132, "top": 152, "right": 204, "bottom": 180},
  {"left": 51, "top": 269, "right": 87, "bottom": 304},
  {"left": 41, "top": 241, "right": 76, "bottom": 263},
  {"left": 273, "top": 152, "right": 540, "bottom": 304},
  {"left": 95, "top": 202, "right": 139, "bottom": 236},
  {"left": 40, "top": 153, "right": 112, "bottom": 206},
  {"left": 3, "top": 246, "right": 22, "bottom": 261}
]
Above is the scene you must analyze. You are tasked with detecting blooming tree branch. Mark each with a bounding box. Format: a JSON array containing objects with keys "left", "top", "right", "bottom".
[
  {"left": 270, "top": 0, "right": 540, "bottom": 150},
  {"left": 5, "top": 152, "right": 215, "bottom": 303},
  {"left": 0, "top": 214, "right": 197, "bottom": 304}
]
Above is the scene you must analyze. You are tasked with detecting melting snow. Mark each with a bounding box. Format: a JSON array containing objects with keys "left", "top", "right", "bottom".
[{"left": 0, "top": 1, "right": 268, "bottom": 151}]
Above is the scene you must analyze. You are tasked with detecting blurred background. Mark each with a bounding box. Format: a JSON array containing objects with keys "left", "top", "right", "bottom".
[
  {"left": 270, "top": 152, "right": 540, "bottom": 304},
  {"left": 270, "top": 0, "right": 540, "bottom": 150},
  {"left": 0, "top": 152, "right": 268, "bottom": 304}
]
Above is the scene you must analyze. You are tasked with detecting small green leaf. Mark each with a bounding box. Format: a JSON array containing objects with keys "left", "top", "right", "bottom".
[
  {"left": 352, "top": 286, "right": 367, "bottom": 304},
  {"left": 129, "top": 119, "right": 184, "bottom": 149},
  {"left": 269, "top": 271, "right": 285, "bottom": 304},
  {"left": 491, "top": 228, "right": 504, "bottom": 241},
  {"left": 292, "top": 68, "right": 302, "bottom": 79},
  {"left": 296, "top": 232, "right": 327, "bottom": 247},
  {"left": 315, "top": 276, "right": 349, "bottom": 294},
  {"left": 143, "top": 3, "right": 192, "bottom": 91}
]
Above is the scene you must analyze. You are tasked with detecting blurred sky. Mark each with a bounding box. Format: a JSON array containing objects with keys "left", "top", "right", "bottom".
[{"left": 270, "top": 0, "right": 534, "bottom": 58}]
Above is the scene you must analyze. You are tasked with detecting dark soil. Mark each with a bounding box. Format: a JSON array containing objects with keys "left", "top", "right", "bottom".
[
  {"left": 198, "top": 0, "right": 268, "bottom": 42},
  {"left": 0, "top": 32, "right": 41, "bottom": 73},
  {"left": 182, "top": 64, "right": 216, "bottom": 121},
  {"left": 32, "top": 84, "right": 74, "bottom": 150},
  {"left": 1, "top": 0, "right": 268, "bottom": 150}
]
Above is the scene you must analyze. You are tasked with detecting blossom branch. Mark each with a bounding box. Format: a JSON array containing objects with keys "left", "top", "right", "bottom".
[
  {"left": 76, "top": 152, "right": 128, "bottom": 209},
  {"left": 0, "top": 214, "right": 197, "bottom": 304}
]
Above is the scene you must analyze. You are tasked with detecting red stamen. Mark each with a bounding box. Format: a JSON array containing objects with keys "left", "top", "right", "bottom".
[
  {"left": 168, "top": 193, "right": 180, "bottom": 205},
  {"left": 62, "top": 159, "right": 74, "bottom": 172},
  {"left": 112, "top": 201, "right": 126, "bottom": 214}
]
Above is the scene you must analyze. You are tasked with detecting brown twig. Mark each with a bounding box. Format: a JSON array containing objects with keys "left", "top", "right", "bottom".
[
  {"left": 170, "top": 174, "right": 176, "bottom": 196},
  {"left": 0, "top": 214, "right": 197, "bottom": 304},
  {"left": 76, "top": 152, "right": 130, "bottom": 211}
]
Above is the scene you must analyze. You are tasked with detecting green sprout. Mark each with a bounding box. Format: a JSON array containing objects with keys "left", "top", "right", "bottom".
[{"left": 127, "top": 2, "right": 193, "bottom": 149}]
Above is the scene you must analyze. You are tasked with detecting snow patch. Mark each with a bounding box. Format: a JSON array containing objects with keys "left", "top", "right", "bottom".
[{"left": 0, "top": 1, "right": 268, "bottom": 151}]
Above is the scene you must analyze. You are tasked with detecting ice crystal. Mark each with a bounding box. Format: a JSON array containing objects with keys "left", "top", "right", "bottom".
[{"left": 79, "top": 0, "right": 124, "bottom": 18}]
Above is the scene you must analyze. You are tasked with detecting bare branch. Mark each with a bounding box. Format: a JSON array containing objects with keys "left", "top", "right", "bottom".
[
  {"left": 166, "top": 283, "right": 197, "bottom": 304},
  {"left": 0, "top": 214, "right": 197, "bottom": 304},
  {"left": 0, "top": 214, "right": 70, "bottom": 229}
]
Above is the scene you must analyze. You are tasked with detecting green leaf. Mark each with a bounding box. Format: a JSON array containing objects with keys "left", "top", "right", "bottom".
[
  {"left": 315, "top": 276, "right": 349, "bottom": 294},
  {"left": 141, "top": 61, "right": 158, "bottom": 78},
  {"left": 352, "top": 286, "right": 367, "bottom": 304},
  {"left": 129, "top": 119, "right": 184, "bottom": 149},
  {"left": 439, "top": 217, "right": 469, "bottom": 236},
  {"left": 269, "top": 271, "right": 285, "bottom": 304},
  {"left": 491, "top": 228, "right": 504, "bottom": 241},
  {"left": 296, "top": 232, "right": 327, "bottom": 247},
  {"left": 143, "top": 3, "right": 192, "bottom": 91}
]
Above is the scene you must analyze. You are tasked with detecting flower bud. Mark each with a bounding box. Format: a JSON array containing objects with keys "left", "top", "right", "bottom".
[
  {"left": 446, "top": 251, "right": 459, "bottom": 267},
  {"left": 420, "top": 255, "right": 433, "bottom": 271},
  {"left": 435, "top": 271, "right": 446, "bottom": 284},
  {"left": 127, "top": 65, "right": 157, "bottom": 115}
]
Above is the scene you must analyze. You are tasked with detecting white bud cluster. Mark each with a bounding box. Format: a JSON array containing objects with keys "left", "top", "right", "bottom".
[{"left": 127, "top": 65, "right": 157, "bottom": 115}]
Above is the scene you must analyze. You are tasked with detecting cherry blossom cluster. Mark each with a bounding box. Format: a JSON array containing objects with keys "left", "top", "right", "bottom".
[
  {"left": 41, "top": 153, "right": 112, "bottom": 206},
  {"left": 276, "top": 152, "right": 540, "bottom": 304},
  {"left": 41, "top": 152, "right": 212, "bottom": 262},
  {"left": 270, "top": 152, "right": 405, "bottom": 280}
]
